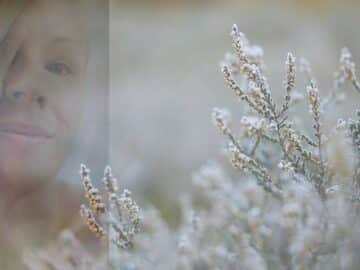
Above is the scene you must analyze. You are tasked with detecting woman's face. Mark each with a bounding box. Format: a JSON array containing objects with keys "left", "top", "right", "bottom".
[{"left": 0, "top": 0, "right": 89, "bottom": 184}]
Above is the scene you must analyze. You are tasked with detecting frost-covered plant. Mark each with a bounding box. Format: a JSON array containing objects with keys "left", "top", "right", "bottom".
[
  {"left": 214, "top": 24, "right": 360, "bottom": 202},
  {"left": 80, "top": 164, "right": 141, "bottom": 249},
  {"left": 24, "top": 25, "right": 360, "bottom": 270},
  {"left": 175, "top": 24, "right": 360, "bottom": 270}
]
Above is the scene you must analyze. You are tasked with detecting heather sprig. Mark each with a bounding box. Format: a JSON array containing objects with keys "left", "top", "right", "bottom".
[
  {"left": 80, "top": 164, "right": 141, "bottom": 249},
  {"left": 216, "top": 24, "right": 360, "bottom": 201}
]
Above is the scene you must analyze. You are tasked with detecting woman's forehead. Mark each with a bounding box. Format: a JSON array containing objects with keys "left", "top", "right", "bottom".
[
  {"left": 21, "top": 0, "right": 88, "bottom": 41},
  {"left": 15, "top": 0, "right": 89, "bottom": 58},
  {"left": 3, "top": 0, "right": 90, "bottom": 71}
]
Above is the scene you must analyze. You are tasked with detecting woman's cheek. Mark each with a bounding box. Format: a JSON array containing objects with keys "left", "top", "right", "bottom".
[{"left": 51, "top": 81, "right": 84, "bottom": 137}]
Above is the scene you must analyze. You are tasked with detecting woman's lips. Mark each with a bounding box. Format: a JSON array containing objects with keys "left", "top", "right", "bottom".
[{"left": 0, "top": 122, "right": 54, "bottom": 143}]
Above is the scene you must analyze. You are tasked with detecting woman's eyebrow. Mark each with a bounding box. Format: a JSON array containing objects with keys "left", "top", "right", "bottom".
[{"left": 48, "top": 36, "right": 87, "bottom": 70}]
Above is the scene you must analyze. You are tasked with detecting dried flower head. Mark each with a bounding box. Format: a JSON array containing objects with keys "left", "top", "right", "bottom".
[
  {"left": 80, "top": 164, "right": 106, "bottom": 214},
  {"left": 80, "top": 204, "right": 107, "bottom": 237},
  {"left": 80, "top": 164, "right": 141, "bottom": 250}
]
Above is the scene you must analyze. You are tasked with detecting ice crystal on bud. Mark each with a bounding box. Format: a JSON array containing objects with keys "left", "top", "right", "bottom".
[
  {"left": 278, "top": 160, "right": 295, "bottom": 174},
  {"left": 336, "top": 118, "right": 347, "bottom": 131},
  {"left": 212, "top": 107, "right": 232, "bottom": 135},
  {"left": 230, "top": 24, "right": 238, "bottom": 36},
  {"left": 228, "top": 142, "right": 252, "bottom": 172}
]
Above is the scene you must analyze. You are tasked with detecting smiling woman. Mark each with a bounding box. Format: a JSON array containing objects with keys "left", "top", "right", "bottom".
[
  {"left": 0, "top": 0, "right": 107, "bottom": 268},
  {"left": 0, "top": 0, "right": 89, "bottom": 185}
]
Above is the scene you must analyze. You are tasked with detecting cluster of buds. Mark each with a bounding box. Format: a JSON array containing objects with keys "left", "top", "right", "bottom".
[
  {"left": 241, "top": 116, "right": 267, "bottom": 137},
  {"left": 113, "top": 189, "right": 141, "bottom": 249},
  {"left": 281, "top": 52, "right": 296, "bottom": 114},
  {"left": 230, "top": 24, "right": 248, "bottom": 65},
  {"left": 247, "top": 81, "right": 267, "bottom": 114},
  {"left": 221, "top": 64, "right": 245, "bottom": 98},
  {"left": 242, "top": 63, "right": 259, "bottom": 81},
  {"left": 80, "top": 204, "right": 106, "bottom": 237},
  {"left": 119, "top": 189, "right": 140, "bottom": 228},
  {"left": 102, "top": 166, "right": 140, "bottom": 249},
  {"left": 81, "top": 164, "right": 106, "bottom": 214},
  {"left": 284, "top": 52, "right": 296, "bottom": 91},
  {"left": 223, "top": 24, "right": 275, "bottom": 120},
  {"left": 103, "top": 166, "right": 118, "bottom": 194},
  {"left": 228, "top": 142, "right": 253, "bottom": 172},
  {"left": 80, "top": 164, "right": 141, "bottom": 249},
  {"left": 283, "top": 127, "right": 301, "bottom": 154},
  {"left": 212, "top": 107, "right": 232, "bottom": 136},
  {"left": 228, "top": 143, "right": 282, "bottom": 197},
  {"left": 306, "top": 81, "right": 325, "bottom": 180},
  {"left": 230, "top": 24, "right": 264, "bottom": 70},
  {"left": 80, "top": 164, "right": 107, "bottom": 238},
  {"left": 335, "top": 47, "right": 360, "bottom": 91},
  {"left": 307, "top": 82, "right": 320, "bottom": 116}
]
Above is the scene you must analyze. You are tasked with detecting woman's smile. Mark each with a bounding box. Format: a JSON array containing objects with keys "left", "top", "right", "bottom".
[{"left": 0, "top": 122, "right": 54, "bottom": 144}]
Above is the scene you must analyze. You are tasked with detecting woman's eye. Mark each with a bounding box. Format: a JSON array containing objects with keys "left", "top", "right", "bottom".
[{"left": 46, "top": 62, "right": 72, "bottom": 76}]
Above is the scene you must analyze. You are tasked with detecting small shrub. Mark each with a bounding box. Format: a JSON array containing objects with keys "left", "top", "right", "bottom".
[{"left": 24, "top": 24, "right": 360, "bottom": 270}]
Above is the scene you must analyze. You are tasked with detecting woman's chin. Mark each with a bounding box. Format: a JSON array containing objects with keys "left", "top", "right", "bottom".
[
  {"left": 0, "top": 161, "right": 52, "bottom": 186},
  {"left": 0, "top": 144, "right": 60, "bottom": 185}
]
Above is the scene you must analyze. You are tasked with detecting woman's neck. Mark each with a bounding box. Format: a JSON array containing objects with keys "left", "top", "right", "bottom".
[{"left": 0, "top": 176, "right": 51, "bottom": 218}]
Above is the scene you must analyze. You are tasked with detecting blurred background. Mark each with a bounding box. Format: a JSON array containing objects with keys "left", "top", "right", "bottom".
[{"left": 110, "top": 0, "right": 360, "bottom": 226}]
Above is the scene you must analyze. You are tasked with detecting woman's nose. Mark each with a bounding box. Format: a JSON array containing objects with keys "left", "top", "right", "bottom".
[
  {"left": 3, "top": 60, "right": 48, "bottom": 109},
  {"left": 6, "top": 86, "right": 47, "bottom": 109},
  {"left": 2, "top": 46, "right": 48, "bottom": 109}
]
